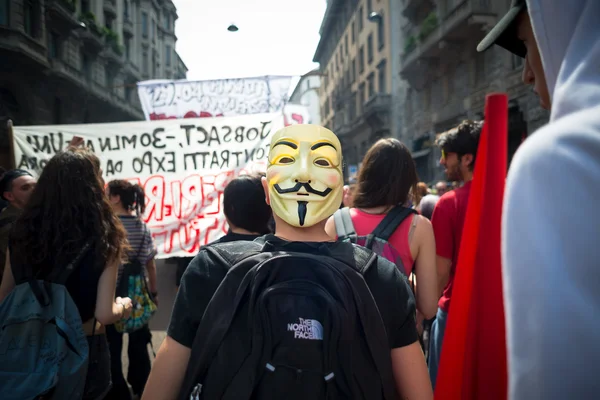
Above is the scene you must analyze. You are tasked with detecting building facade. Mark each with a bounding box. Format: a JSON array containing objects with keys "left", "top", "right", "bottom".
[
  {"left": 400, "top": 0, "right": 549, "bottom": 182},
  {"left": 314, "top": 0, "right": 550, "bottom": 183},
  {"left": 313, "top": 0, "right": 404, "bottom": 179},
  {"left": 0, "top": 0, "right": 187, "bottom": 166},
  {"left": 289, "top": 69, "right": 322, "bottom": 125}
]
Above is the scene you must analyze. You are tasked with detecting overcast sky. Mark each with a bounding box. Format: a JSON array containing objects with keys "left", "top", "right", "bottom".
[{"left": 172, "top": 0, "right": 326, "bottom": 84}]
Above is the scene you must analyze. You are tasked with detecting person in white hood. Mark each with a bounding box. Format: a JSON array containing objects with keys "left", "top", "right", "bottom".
[{"left": 478, "top": 0, "right": 600, "bottom": 398}]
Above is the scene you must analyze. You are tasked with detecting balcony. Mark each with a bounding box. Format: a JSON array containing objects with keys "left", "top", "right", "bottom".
[
  {"left": 45, "top": 0, "right": 83, "bottom": 35},
  {"left": 0, "top": 28, "right": 48, "bottom": 70},
  {"left": 401, "top": 0, "right": 496, "bottom": 84},
  {"left": 402, "top": 0, "right": 435, "bottom": 23},
  {"left": 102, "top": 31, "right": 125, "bottom": 72},
  {"left": 363, "top": 93, "right": 391, "bottom": 130},
  {"left": 47, "top": 57, "right": 144, "bottom": 120},
  {"left": 78, "top": 14, "right": 105, "bottom": 54},
  {"left": 123, "top": 18, "right": 134, "bottom": 37},
  {"left": 103, "top": 0, "right": 117, "bottom": 18}
]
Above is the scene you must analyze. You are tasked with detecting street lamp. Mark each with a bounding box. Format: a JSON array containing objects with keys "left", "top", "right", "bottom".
[
  {"left": 368, "top": 12, "right": 382, "bottom": 23},
  {"left": 227, "top": 23, "right": 239, "bottom": 32}
]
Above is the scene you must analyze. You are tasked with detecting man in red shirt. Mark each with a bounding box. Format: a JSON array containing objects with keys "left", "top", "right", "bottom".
[{"left": 428, "top": 120, "right": 482, "bottom": 388}]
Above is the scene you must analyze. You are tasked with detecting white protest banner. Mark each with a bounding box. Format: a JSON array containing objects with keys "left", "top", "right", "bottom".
[
  {"left": 137, "top": 76, "right": 293, "bottom": 120},
  {"left": 12, "top": 113, "right": 283, "bottom": 259}
]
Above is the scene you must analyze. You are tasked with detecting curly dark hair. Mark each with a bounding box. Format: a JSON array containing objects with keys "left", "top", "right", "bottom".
[
  {"left": 10, "top": 147, "right": 128, "bottom": 276},
  {"left": 107, "top": 179, "right": 146, "bottom": 216},
  {"left": 435, "top": 120, "right": 483, "bottom": 172}
]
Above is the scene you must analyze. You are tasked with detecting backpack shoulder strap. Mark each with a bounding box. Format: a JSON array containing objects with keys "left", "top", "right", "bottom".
[
  {"left": 0, "top": 214, "right": 17, "bottom": 230},
  {"left": 48, "top": 241, "right": 93, "bottom": 285},
  {"left": 204, "top": 240, "right": 264, "bottom": 270},
  {"left": 350, "top": 245, "right": 379, "bottom": 275},
  {"left": 371, "top": 206, "right": 417, "bottom": 242},
  {"left": 333, "top": 207, "right": 356, "bottom": 239}
]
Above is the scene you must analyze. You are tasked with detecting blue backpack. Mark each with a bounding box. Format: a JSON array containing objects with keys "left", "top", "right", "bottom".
[{"left": 0, "top": 244, "right": 91, "bottom": 399}]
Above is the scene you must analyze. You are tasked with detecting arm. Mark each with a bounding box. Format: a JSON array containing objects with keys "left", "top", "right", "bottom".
[
  {"left": 324, "top": 215, "right": 337, "bottom": 240},
  {"left": 436, "top": 256, "right": 452, "bottom": 296},
  {"left": 381, "top": 264, "right": 432, "bottom": 399},
  {"left": 144, "top": 251, "right": 226, "bottom": 398},
  {"left": 142, "top": 336, "right": 191, "bottom": 400},
  {"left": 430, "top": 198, "right": 454, "bottom": 295},
  {"left": 95, "top": 259, "right": 132, "bottom": 325},
  {"left": 391, "top": 343, "right": 433, "bottom": 400},
  {"left": 412, "top": 217, "right": 438, "bottom": 319},
  {"left": 146, "top": 258, "right": 158, "bottom": 294},
  {"left": 0, "top": 252, "right": 15, "bottom": 302}
]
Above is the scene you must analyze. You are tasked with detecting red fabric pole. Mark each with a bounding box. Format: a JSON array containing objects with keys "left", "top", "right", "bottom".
[{"left": 434, "top": 93, "right": 508, "bottom": 400}]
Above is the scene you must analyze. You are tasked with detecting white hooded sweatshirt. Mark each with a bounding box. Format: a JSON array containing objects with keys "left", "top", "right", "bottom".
[{"left": 502, "top": 0, "right": 600, "bottom": 399}]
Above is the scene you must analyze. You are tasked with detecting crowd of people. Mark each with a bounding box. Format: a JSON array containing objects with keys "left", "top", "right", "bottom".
[{"left": 0, "top": 0, "right": 598, "bottom": 398}]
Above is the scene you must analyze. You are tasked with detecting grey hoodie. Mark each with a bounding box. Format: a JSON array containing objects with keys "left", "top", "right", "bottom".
[{"left": 502, "top": 1, "right": 600, "bottom": 399}]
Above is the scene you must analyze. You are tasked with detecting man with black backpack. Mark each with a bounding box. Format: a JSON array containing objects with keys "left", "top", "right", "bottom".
[{"left": 142, "top": 124, "right": 433, "bottom": 400}]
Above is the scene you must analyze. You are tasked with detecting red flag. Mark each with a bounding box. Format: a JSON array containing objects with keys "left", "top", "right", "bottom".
[{"left": 434, "top": 93, "right": 508, "bottom": 400}]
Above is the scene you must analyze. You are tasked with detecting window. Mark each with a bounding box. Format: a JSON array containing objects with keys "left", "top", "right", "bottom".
[
  {"left": 512, "top": 53, "right": 524, "bottom": 70},
  {"left": 358, "top": 83, "right": 365, "bottom": 111},
  {"left": 152, "top": 20, "right": 156, "bottom": 42},
  {"left": 359, "top": 46, "right": 365, "bottom": 73},
  {"left": 166, "top": 44, "right": 172, "bottom": 66},
  {"left": 358, "top": 6, "right": 363, "bottom": 32},
  {"left": 53, "top": 97, "right": 62, "bottom": 124},
  {"left": 142, "top": 52, "right": 149, "bottom": 74},
  {"left": 81, "top": 0, "right": 90, "bottom": 13},
  {"left": 367, "top": 34, "right": 374, "bottom": 63},
  {"left": 367, "top": 72, "right": 375, "bottom": 99},
  {"left": 124, "top": 0, "right": 130, "bottom": 20},
  {"left": 377, "top": 59, "right": 387, "bottom": 93},
  {"left": 0, "top": 0, "right": 9, "bottom": 26},
  {"left": 82, "top": 53, "right": 92, "bottom": 81},
  {"left": 24, "top": 0, "right": 38, "bottom": 38},
  {"left": 104, "top": 14, "right": 114, "bottom": 29},
  {"left": 351, "top": 21, "right": 355, "bottom": 43},
  {"left": 125, "top": 37, "right": 131, "bottom": 60},
  {"left": 47, "top": 31, "right": 59, "bottom": 59},
  {"left": 125, "top": 86, "right": 133, "bottom": 102},
  {"left": 345, "top": 35, "right": 349, "bottom": 55},
  {"left": 351, "top": 57, "right": 356, "bottom": 82},
  {"left": 377, "top": 14, "right": 385, "bottom": 50},
  {"left": 152, "top": 50, "right": 157, "bottom": 77},
  {"left": 142, "top": 12, "right": 149, "bottom": 37},
  {"left": 164, "top": 14, "right": 170, "bottom": 30},
  {"left": 367, "top": 0, "right": 373, "bottom": 12}
]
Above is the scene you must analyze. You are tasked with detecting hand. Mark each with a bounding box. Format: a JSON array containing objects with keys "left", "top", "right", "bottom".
[
  {"left": 67, "top": 136, "right": 85, "bottom": 148},
  {"left": 150, "top": 290, "right": 159, "bottom": 306},
  {"left": 116, "top": 297, "right": 133, "bottom": 319}
]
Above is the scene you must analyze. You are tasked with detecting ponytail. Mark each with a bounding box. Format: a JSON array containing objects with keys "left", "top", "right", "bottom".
[
  {"left": 133, "top": 184, "right": 146, "bottom": 216},
  {"left": 107, "top": 179, "right": 146, "bottom": 216}
]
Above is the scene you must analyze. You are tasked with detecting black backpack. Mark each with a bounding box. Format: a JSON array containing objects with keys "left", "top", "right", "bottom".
[{"left": 178, "top": 238, "right": 399, "bottom": 400}]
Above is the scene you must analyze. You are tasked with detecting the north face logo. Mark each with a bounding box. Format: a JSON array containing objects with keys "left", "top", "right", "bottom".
[{"left": 287, "top": 318, "right": 323, "bottom": 340}]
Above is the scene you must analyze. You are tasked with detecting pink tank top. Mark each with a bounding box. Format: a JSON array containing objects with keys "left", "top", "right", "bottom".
[{"left": 348, "top": 208, "right": 416, "bottom": 275}]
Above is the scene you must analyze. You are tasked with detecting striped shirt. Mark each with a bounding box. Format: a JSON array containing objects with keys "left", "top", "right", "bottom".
[{"left": 117, "top": 215, "right": 157, "bottom": 283}]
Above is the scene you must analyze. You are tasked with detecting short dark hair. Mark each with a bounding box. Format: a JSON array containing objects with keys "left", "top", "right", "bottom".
[
  {"left": 353, "top": 138, "right": 418, "bottom": 209},
  {"left": 436, "top": 120, "right": 483, "bottom": 171},
  {"left": 223, "top": 174, "right": 272, "bottom": 234}
]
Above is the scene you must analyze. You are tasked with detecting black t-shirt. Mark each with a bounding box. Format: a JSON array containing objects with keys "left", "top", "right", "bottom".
[
  {"left": 168, "top": 234, "right": 418, "bottom": 350},
  {"left": 10, "top": 244, "right": 102, "bottom": 323},
  {"left": 175, "top": 232, "right": 262, "bottom": 286}
]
